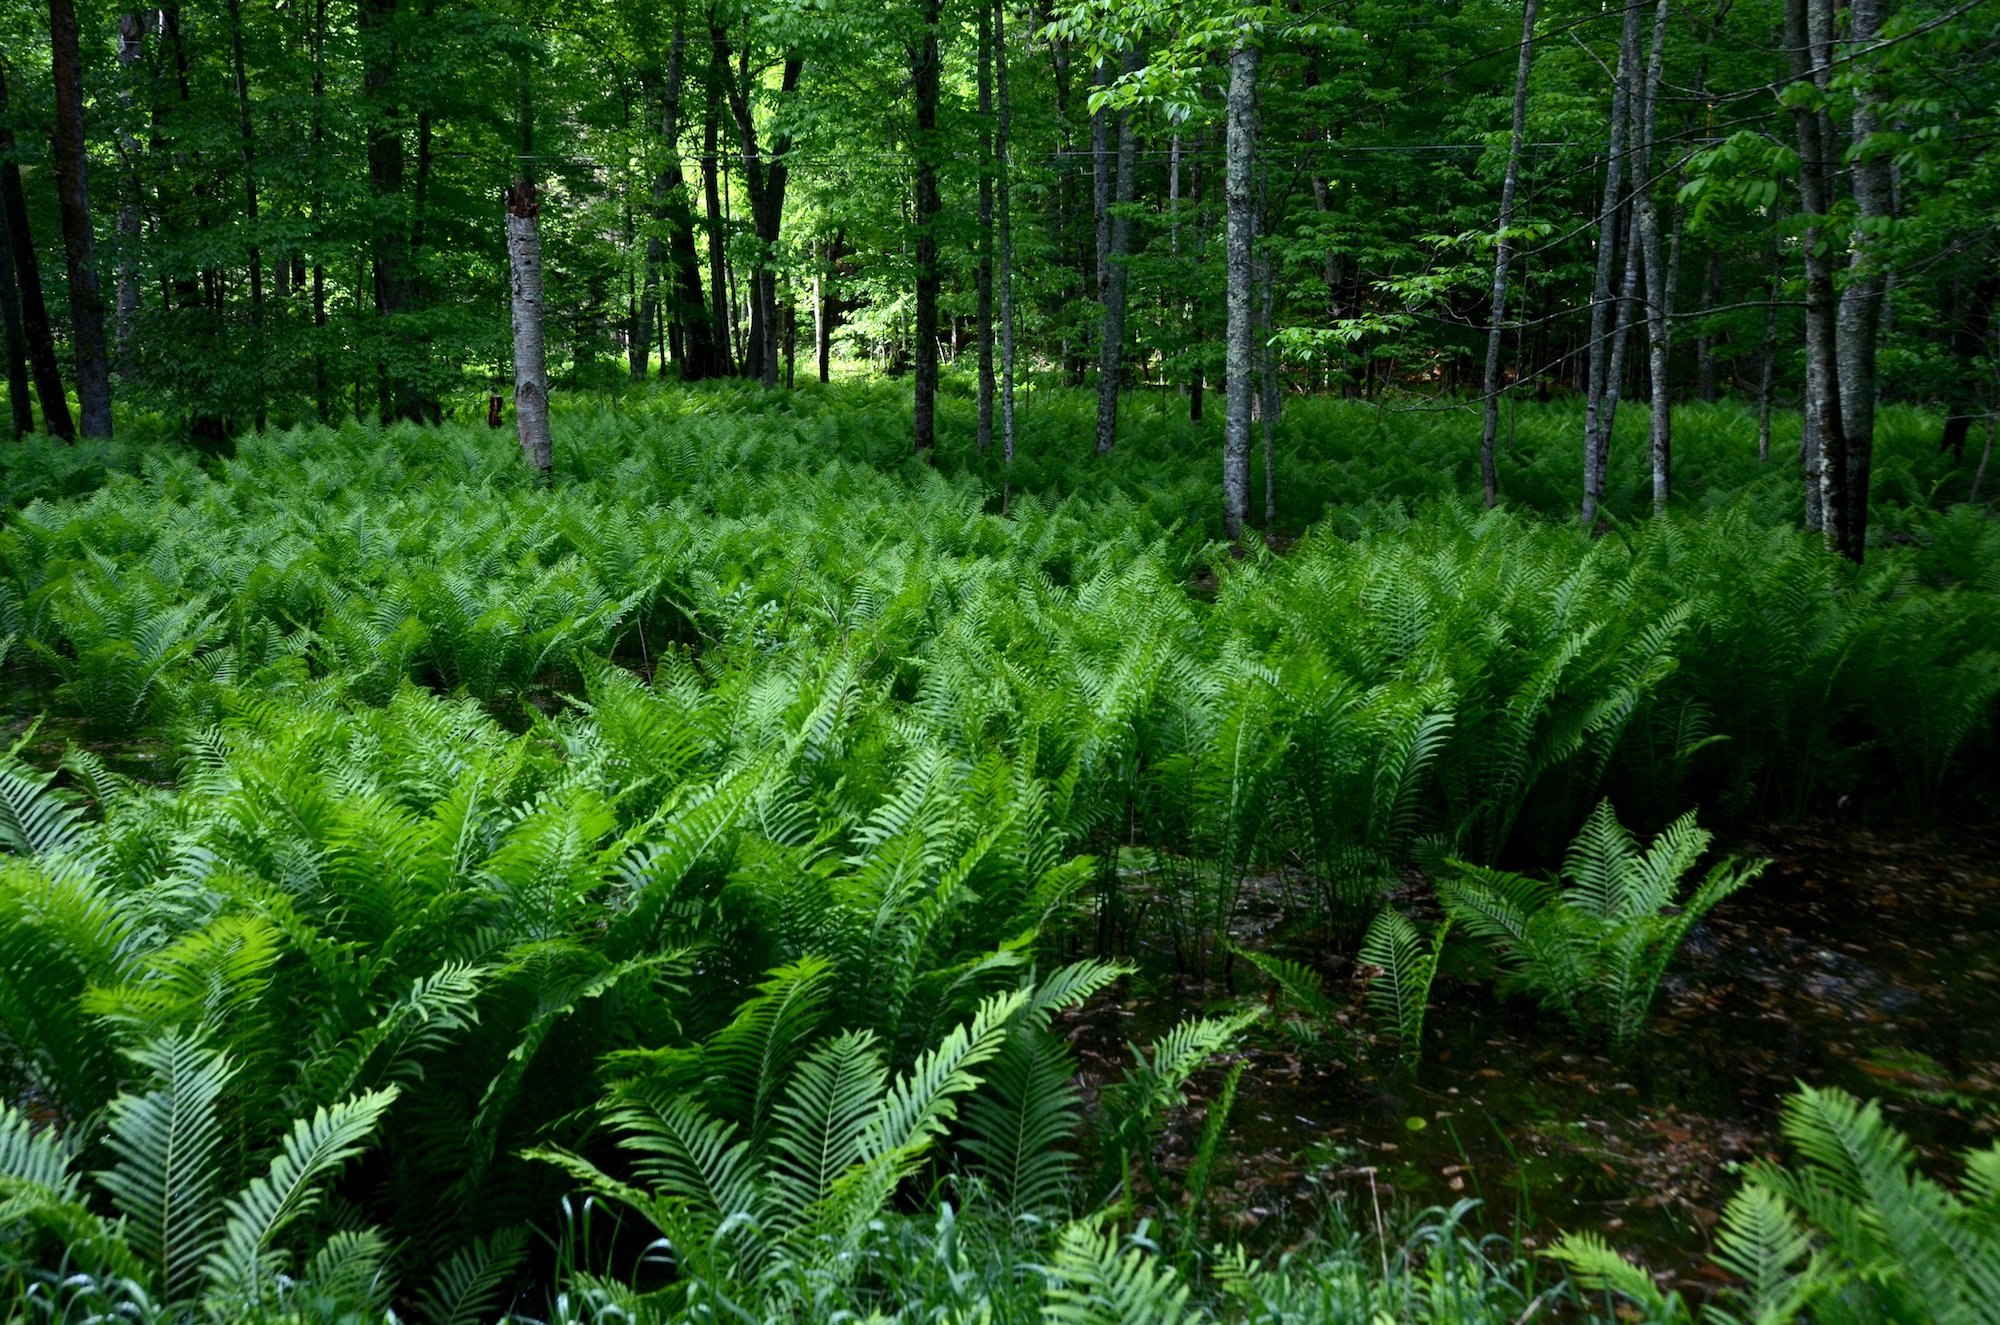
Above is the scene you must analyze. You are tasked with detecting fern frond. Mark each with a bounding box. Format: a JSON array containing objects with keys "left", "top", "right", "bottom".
[
  {"left": 413, "top": 1226, "right": 529, "bottom": 1325},
  {"left": 961, "top": 1027, "right": 1083, "bottom": 1215},
  {"left": 1042, "top": 1223, "right": 1196, "bottom": 1325},
  {"left": 1358, "top": 907, "right": 1447, "bottom": 1066},
  {"left": 98, "top": 1032, "right": 237, "bottom": 1303},
  {"left": 201, "top": 1086, "right": 399, "bottom": 1301}
]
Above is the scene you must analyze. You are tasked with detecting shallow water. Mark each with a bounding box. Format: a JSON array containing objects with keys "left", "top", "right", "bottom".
[{"left": 1064, "top": 823, "right": 2000, "bottom": 1294}]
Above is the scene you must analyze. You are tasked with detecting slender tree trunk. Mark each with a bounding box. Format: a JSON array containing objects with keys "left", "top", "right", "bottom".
[
  {"left": 1257, "top": 232, "right": 1277, "bottom": 529},
  {"left": 1757, "top": 238, "right": 1780, "bottom": 461},
  {"left": 1480, "top": 0, "right": 1538, "bottom": 509},
  {"left": 0, "top": 201, "right": 30, "bottom": 437},
  {"left": 310, "top": 0, "right": 329, "bottom": 419},
  {"left": 1223, "top": 41, "right": 1258, "bottom": 542},
  {"left": 1633, "top": 0, "right": 1672, "bottom": 514},
  {"left": 1094, "top": 50, "right": 1139, "bottom": 455},
  {"left": 225, "top": 0, "right": 265, "bottom": 427},
  {"left": 701, "top": 72, "right": 734, "bottom": 377},
  {"left": 911, "top": 0, "right": 944, "bottom": 453},
  {"left": 508, "top": 179, "right": 551, "bottom": 476},
  {"left": 1696, "top": 248, "right": 1721, "bottom": 402},
  {"left": 114, "top": 14, "right": 144, "bottom": 376},
  {"left": 1580, "top": 0, "right": 1645, "bottom": 527},
  {"left": 1832, "top": 0, "right": 1890, "bottom": 560},
  {"left": 1788, "top": 0, "right": 1844, "bottom": 539},
  {"left": 0, "top": 73, "right": 72, "bottom": 439},
  {"left": 48, "top": 0, "right": 114, "bottom": 437},
  {"left": 975, "top": 1, "right": 995, "bottom": 449},
  {"left": 995, "top": 0, "right": 1016, "bottom": 468},
  {"left": 361, "top": 0, "right": 427, "bottom": 422}
]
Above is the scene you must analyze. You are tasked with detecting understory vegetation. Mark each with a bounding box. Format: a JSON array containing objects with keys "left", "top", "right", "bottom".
[{"left": 1, "top": 386, "right": 1997, "bottom": 1322}]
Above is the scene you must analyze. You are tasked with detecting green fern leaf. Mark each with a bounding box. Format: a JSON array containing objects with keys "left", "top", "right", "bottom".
[{"left": 201, "top": 1086, "right": 399, "bottom": 1301}]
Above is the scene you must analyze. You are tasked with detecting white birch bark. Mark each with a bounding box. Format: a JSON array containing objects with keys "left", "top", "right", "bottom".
[
  {"left": 1223, "top": 41, "right": 1258, "bottom": 542},
  {"left": 508, "top": 179, "right": 552, "bottom": 477}
]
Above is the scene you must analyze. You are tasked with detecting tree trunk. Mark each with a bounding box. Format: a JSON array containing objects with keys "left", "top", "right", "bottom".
[
  {"left": 714, "top": 28, "right": 801, "bottom": 390},
  {"left": 361, "top": 0, "right": 429, "bottom": 422},
  {"left": 1633, "top": 0, "right": 1673, "bottom": 514},
  {"left": 701, "top": 64, "right": 734, "bottom": 377},
  {"left": 975, "top": 1, "right": 995, "bottom": 450},
  {"left": 0, "top": 71, "right": 72, "bottom": 439},
  {"left": 1480, "top": 0, "right": 1537, "bottom": 509},
  {"left": 48, "top": 0, "right": 114, "bottom": 437},
  {"left": 1696, "top": 248, "right": 1721, "bottom": 402},
  {"left": 1580, "top": 0, "right": 1645, "bottom": 527},
  {"left": 0, "top": 199, "right": 30, "bottom": 437},
  {"left": 995, "top": 0, "right": 1016, "bottom": 468},
  {"left": 912, "top": 0, "right": 944, "bottom": 452},
  {"left": 1788, "top": 0, "right": 1844, "bottom": 539},
  {"left": 1223, "top": 42, "right": 1258, "bottom": 542},
  {"left": 225, "top": 0, "right": 265, "bottom": 427},
  {"left": 1094, "top": 49, "right": 1139, "bottom": 456},
  {"left": 508, "top": 180, "right": 551, "bottom": 477},
  {"left": 1832, "top": 0, "right": 1890, "bottom": 560},
  {"left": 113, "top": 13, "right": 144, "bottom": 376},
  {"left": 1757, "top": 238, "right": 1780, "bottom": 462}
]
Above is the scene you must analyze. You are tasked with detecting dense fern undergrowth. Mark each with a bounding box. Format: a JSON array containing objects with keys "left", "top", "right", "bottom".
[{"left": 1, "top": 381, "right": 1998, "bottom": 1323}]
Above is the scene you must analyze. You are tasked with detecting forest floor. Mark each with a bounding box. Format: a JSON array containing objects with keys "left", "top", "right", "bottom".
[{"left": 1064, "top": 822, "right": 2000, "bottom": 1297}]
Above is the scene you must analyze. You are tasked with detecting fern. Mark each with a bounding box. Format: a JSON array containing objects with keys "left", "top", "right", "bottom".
[
  {"left": 97, "top": 1033, "right": 237, "bottom": 1303},
  {"left": 201, "top": 1086, "right": 400, "bottom": 1301},
  {"left": 1043, "top": 1223, "right": 1196, "bottom": 1325},
  {"left": 1438, "top": 801, "right": 1761, "bottom": 1053},
  {"left": 1358, "top": 907, "right": 1448, "bottom": 1067}
]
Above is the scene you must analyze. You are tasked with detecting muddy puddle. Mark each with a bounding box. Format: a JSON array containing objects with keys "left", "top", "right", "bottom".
[{"left": 1063, "top": 823, "right": 2000, "bottom": 1296}]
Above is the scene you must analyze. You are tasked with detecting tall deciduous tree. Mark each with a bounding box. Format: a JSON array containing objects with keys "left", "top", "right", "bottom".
[
  {"left": 1479, "top": 0, "right": 1537, "bottom": 509},
  {"left": 48, "top": 0, "right": 113, "bottom": 436}
]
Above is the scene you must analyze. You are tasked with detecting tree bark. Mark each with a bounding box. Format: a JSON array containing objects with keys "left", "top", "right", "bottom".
[
  {"left": 995, "top": 0, "right": 1016, "bottom": 468},
  {"left": 0, "top": 71, "right": 72, "bottom": 439},
  {"left": 700, "top": 60, "right": 734, "bottom": 378},
  {"left": 1757, "top": 239, "right": 1780, "bottom": 462},
  {"left": 1480, "top": 0, "right": 1538, "bottom": 509},
  {"left": 225, "top": 0, "right": 265, "bottom": 426},
  {"left": 0, "top": 197, "right": 30, "bottom": 437},
  {"left": 48, "top": 0, "right": 114, "bottom": 437},
  {"left": 508, "top": 180, "right": 551, "bottom": 477},
  {"left": 912, "top": 0, "right": 944, "bottom": 453},
  {"left": 113, "top": 14, "right": 144, "bottom": 376},
  {"left": 1633, "top": 0, "right": 1673, "bottom": 514},
  {"left": 1094, "top": 49, "right": 1139, "bottom": 456},
  {"left": 1832, "top": 0, "right": 1890, "bottom": 560},
  {"left": 1580, "top": 0, "right": 1645, "bottom": 528},
  {"left": 714, "top": 26, "right": 801, "bottom": 390},
  {"left": 1223, "top": 41, "right": 1258, "bottom": 542},
  {"left": 975, "top": 2, "right": 995, "bottom": 449},
  {"left": 1787, "top": 0, "right": 1844, "bottom": 540}
]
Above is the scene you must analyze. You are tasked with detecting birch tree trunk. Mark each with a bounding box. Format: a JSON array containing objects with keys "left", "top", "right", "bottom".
[
  {"left": 995, "top": 0, "right": 1016, "bottom": 467},
  {"left": 1223, "top": 41, "right": 1259, "bottom": 542},
  {"left": 1633, "top": 0, "right": 1673, "bottom": 514},
  {"left": 1787, "top": 0, "right": 1844, "bottom": 538},
  {"left": 1094, "top": 50, "right": 1139, "bottom": 456},
  {"left": 49, "top": 0, "right": 114, "bottom": 437},
  {"left": 1832, "top": 0, "right": 1891, "bottom": 560},
  {"left": 1580, "top": 0, "right": 1645, "bottom": 527},
  {"left": 976, "top": 2, "right": 995, "bottom": 450},
  {"left": 1480, "top": 0, "right": 1538, "bottom": 509},
  {"left": 507, "top": 180, "right": 552, "bottom": 478}
]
